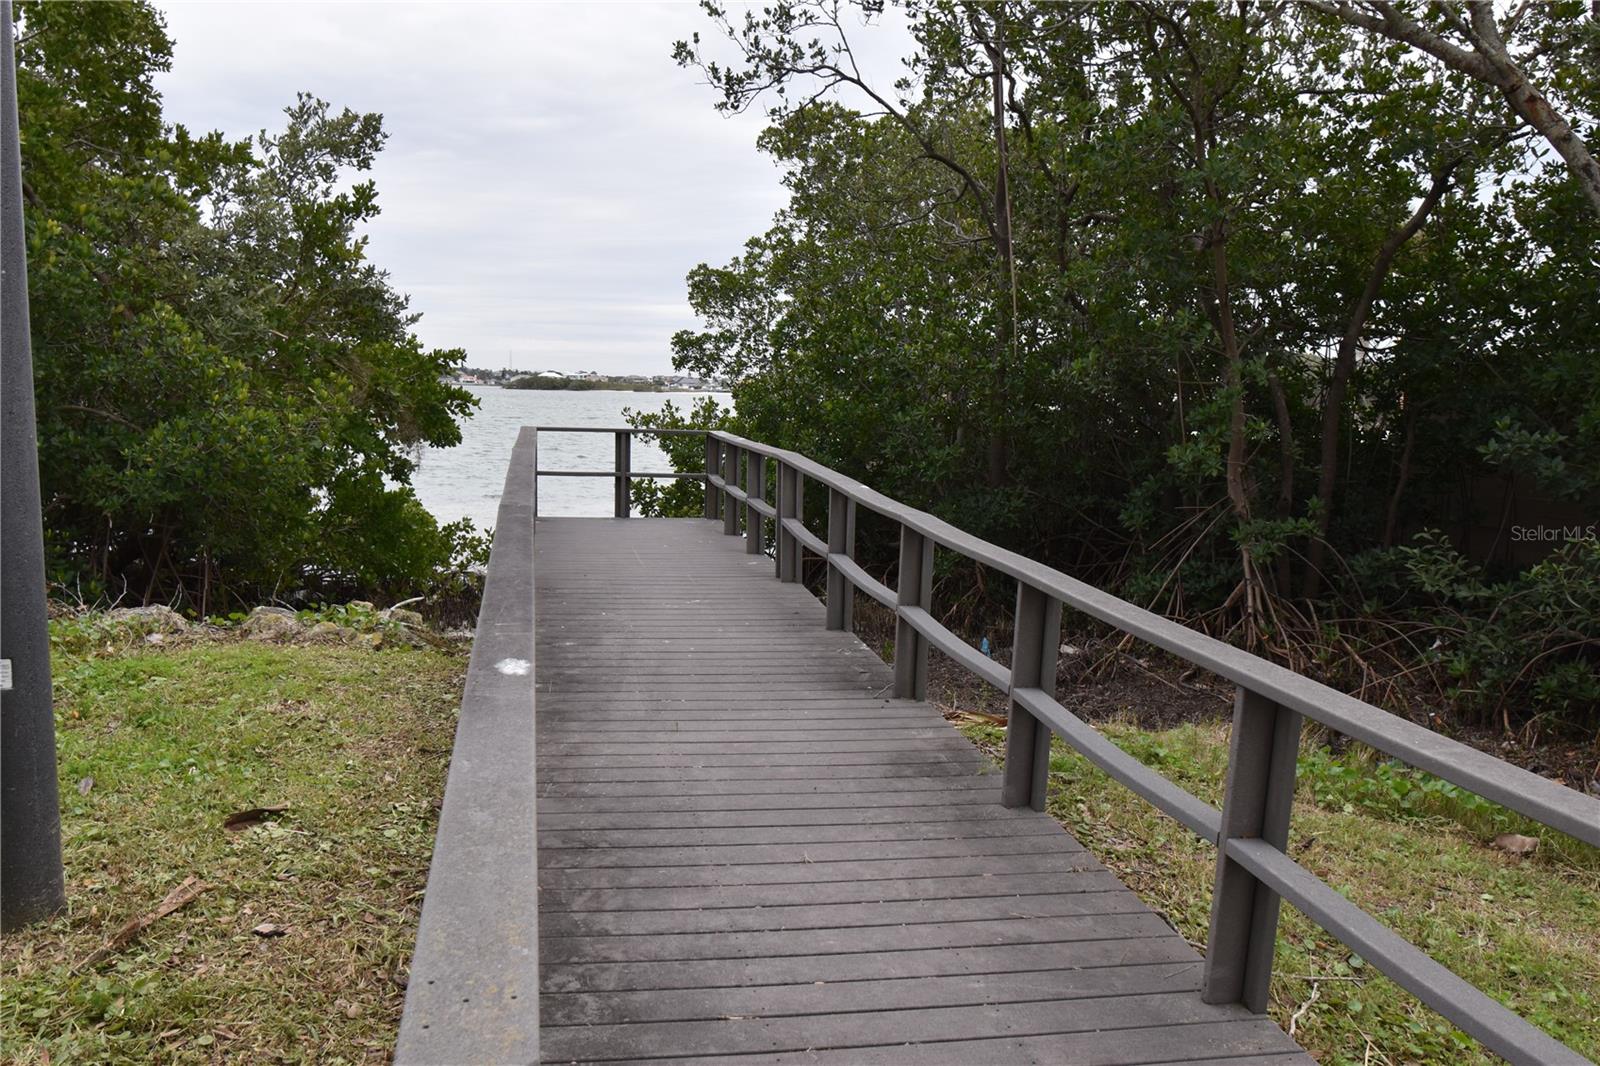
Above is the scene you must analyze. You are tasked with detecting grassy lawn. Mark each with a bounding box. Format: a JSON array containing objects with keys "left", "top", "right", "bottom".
[
  {"left": 959, "top": 718, "right": 1600, "bottom": 1065},
  {"left": 1, "top": 630, "right": 465, "bottom": 1064}
]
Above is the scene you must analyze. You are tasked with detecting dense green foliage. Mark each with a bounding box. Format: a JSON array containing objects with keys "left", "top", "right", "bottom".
[
  {"left": 671, "top": 1, "right": 1600, "bottom": 733},
  {"left": 15, "top": 1, "right": 479, "bottom": 612},
  {"left": 626, "top": 396, "right": 732, "bottom": 517}
]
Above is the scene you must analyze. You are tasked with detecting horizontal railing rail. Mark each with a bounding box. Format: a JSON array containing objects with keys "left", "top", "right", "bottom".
[
  {"left": 683, "top": 427, "right": 1597, "bottom": 1066},
  {"left": 529, "top": 425, "right": 707, "bottom": 518}
]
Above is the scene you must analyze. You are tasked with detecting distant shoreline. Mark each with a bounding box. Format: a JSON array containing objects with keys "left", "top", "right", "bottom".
[
  {"left": 503, "top": 376, "right": 671, "bottom": 392},
  {"left": 446, "top": 376, "right": 718, "bottom": 393}
]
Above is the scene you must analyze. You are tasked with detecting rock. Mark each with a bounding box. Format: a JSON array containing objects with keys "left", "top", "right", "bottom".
[
  {"left": 387, "top": 627, "right": 426, "bottom": 648},
  {"left": 388, "top": 608, "right": 425, "bottom": 628},
  {"left": 348, "top": 600, "right": 376, "bottom": 613},
  {"left": 105, "top": 605, "right": 188, "bottom": 634},
  {"left": 361, "top": 632, "right": 384, "bottom": 650},
  {"left": 307, "top": 621, "right": 344, "bottom": 642},
  {"left": 1492, "top": 832, "right": 1539, "bottom": 857},
  {"left": 241, "top": 606, "right": 300, "bottom": 641}
]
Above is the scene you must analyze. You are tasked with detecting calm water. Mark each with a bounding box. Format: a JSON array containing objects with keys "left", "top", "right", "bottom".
[{"left": 411, "top": 385, "right": 729, "bottom": 531}]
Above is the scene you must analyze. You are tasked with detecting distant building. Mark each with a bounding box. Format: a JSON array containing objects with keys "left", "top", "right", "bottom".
[{"left": 663, "top": 374, "right": 710, "bottom": 390}]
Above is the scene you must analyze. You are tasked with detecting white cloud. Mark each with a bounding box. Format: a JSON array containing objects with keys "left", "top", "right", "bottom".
[{"left": 152, "top": 0, "right": 912, "bottom": 375}]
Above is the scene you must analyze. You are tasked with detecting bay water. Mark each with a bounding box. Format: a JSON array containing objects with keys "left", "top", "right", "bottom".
[{"left": 411, "top": 385, "right": 729, "bottom": 532}]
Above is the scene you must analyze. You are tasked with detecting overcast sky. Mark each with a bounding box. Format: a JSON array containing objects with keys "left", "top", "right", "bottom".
[{"left": 151, "top": 2, "right": 909, "bottom": 376}]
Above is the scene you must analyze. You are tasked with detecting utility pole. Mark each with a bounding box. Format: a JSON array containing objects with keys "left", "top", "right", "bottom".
[{"left": 1, "top": 0, "right": 67, "bottom": 932}]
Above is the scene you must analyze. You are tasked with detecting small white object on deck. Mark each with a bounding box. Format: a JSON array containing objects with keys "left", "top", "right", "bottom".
[{"left": 494, "top": 657, "right": 531, "bottom": 676}]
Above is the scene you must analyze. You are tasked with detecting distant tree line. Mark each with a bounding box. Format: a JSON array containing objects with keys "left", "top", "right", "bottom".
[
  {"left": 506, "top": 375, "right": 667, "bottom": 392},
  {"left": 664, "top": 1, "right": 1600, "bottom": 734},
  {"left": 14, "top": 1, "right": 482, "bottom": 613}
]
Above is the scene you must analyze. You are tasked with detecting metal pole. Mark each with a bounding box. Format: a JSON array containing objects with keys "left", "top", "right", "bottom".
[{"left": 1, "top": 0, "right": 66, "bottom": 931}]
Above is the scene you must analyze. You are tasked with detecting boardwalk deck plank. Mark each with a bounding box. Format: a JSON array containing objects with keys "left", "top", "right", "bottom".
[
  {"left": 540, "top": 870, "right": 1124, "bottom": 911},
  {"left": 532, "top": 518, "right": 1309, "bottom": 1065},
  {"left": 541, "top": 939, "right": 1207, "bottom": 995},
  {"left": 538, "top": 853, "right": 1104, "bottom": 891},
  {"left": 537, "top": 994, "right": 1270, "bottom": 1060},
  {"left": 540, "top": 965, "right": 1207, "bottom": 1025},
  {"left": 537, "top": 788, "right": 1004, "bottom": 812}
]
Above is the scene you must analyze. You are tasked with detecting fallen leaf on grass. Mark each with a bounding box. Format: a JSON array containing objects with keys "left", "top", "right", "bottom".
[
  {"left": 77, "top": 777, "right": 94, "bottom": 796},
  {"left": 252, "top": 922, "right": 287, "bottom": 937},
  {"left": 78, "top": 876, "right": 210, "bottom": 970},
  {"left": 1492, "top": 832, "right": 1539, "bottom": 857},
  {"left": 223, "top": 804, "right": 290, "bottom": 832},
  {"left": 940, "top": 709, "right": 1007, "bottom": 725}
]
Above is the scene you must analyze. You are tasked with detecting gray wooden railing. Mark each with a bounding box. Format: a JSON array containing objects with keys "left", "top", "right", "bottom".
[
  {"left": 397, "top": 428, "right": 540, "bottom": 1064},
  {"left": 529, "top": 425, "right": 706, "bottom": 517},
  {"left": 519, "top": 424, "right": 1596, "bottom": 1064}
]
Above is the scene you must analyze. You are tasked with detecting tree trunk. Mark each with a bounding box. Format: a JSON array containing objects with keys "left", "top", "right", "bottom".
[
  {"left": 1306, "top": 0, "right": 1600, "bottom": 216},
  {"left": 1212, "top": 242, "right": 1252, "bottom": 527},
  {"left": 1466, "top": 1, "right": 1600, "bottom": 216},
  {"left": 985, "top": 7, "right": 1016, "bottom": 489},
  {"left": 1383, "top": 407, "right": 1417, "bottom": 547},
  {"left": 1210, "top": 236, "right": 1267, "bottom": 643},
  {"left": 1303, "top": 165, "right": 1454, "bottom": 598},
  {"left": 1267, "top": 368, "right": 1296, "bottom": 592}
]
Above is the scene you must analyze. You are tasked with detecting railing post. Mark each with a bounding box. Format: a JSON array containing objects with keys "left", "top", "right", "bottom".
[
  {"left": 1203, "top": 688, "right": 1303, "bottom": 1013},
  {"left": 776, "top": 463, "right": 800, "bottom": 582},
  {"left": 703, "top": 435, "right": 719, "bottom": 520},
  {"left": 892, "top": 525, "right": 933, "bottom": 700},
  {"left": 612, "top": 430, "right": 630, "bottom": 519},
  {"left": 721, "top": 443, "right": 740, "bottom": 537},
  {"left": 1003, "top": 582, "right": 1061, "bottom": 811},
  {"left": 745, "top": 454, "right": 766, "bottom": 555},
  {"left": 825, "top": 487, "right": 856, "bottom": 631}
]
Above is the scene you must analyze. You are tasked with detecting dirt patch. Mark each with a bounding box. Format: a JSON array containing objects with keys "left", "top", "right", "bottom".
[{"left": 925, "top": 637, "right": 1233, "bottom": 728}]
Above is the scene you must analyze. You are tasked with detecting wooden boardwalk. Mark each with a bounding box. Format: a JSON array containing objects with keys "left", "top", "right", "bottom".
[{"left": 532, "top": 518, "right": 1311, "bottom": 1065}]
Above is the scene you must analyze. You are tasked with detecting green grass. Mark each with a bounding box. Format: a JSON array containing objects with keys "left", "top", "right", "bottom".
[
  {"left": 959, "top": 719, "right": 1600, "bottom": 1065},
  {"left": 1, "top": 633, "right": 465, "bottom": 1064}
]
